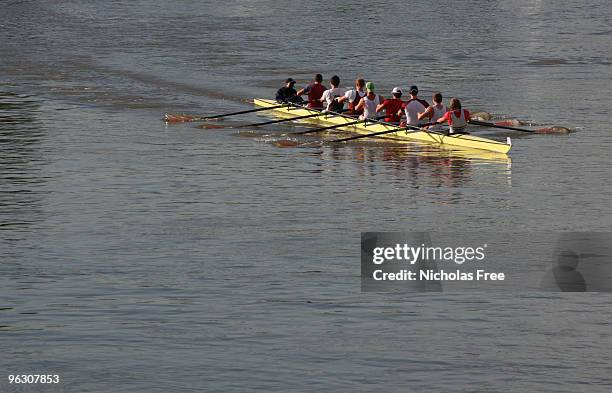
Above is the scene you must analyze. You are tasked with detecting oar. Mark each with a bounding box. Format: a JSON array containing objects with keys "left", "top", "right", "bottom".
[
  {"left": 469, "top": 119, "right": 536, "bottom": 133},
  {"left": 164, "top": 103, "right": 291, "bottom": 123},
  {"left": 289, "top": 115, "right": 388, "bottom": 136},
  {"left": 329, "top": 123, "right": 438, "bottom": 143},
  {"left": 198, "top": 112, "right": 325, "bottom": 129}
]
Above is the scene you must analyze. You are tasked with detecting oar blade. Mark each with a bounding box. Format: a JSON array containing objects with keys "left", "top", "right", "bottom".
[
  {"left": 535, "top": 126, "right": 572, "bottom": 134},
  {"left": 164, "top": 113, "right": 198, "bottom": 123},
  {"left": 273, "top": 140, "right": 301, "bottom": 148}
]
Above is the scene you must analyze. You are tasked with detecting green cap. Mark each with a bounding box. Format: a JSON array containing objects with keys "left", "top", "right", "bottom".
[{"left": 365, "top": 82, "right": 375, "bottom": 92}]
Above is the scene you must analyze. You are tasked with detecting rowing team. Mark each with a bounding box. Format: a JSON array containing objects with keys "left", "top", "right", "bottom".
[{"left": 275, "top": 74, "right": 471, "bottom": 135}]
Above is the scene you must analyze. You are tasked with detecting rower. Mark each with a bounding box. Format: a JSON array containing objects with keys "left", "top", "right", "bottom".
[
  {"left": 336, "top": 78, "right": 366, "bottom": 116},
  {"left": 320, "top": 75, "right": 346, "bottom": 112},
  {"left": 296, "top": 74, "right": 327, "bottom": 109},
  {"left": 356, "top": 82, "right": 383, "bottom": 120},
  {"left": 275, "top": 78, "right": 303, "bottom": 104},
  {"left": 376, "top": 87, "right": 404, "bottom": 123},
  {"left": 435, "top": 97, "right": 471, "bottom": 135},
  {"left": 418, "top": 92, "right": 447, "bottom": 131},
  {"left": 398, "top": 85, "right": 429, "bottom": 126}
]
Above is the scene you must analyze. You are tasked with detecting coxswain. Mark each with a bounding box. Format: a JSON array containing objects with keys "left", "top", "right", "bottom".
[
  {"left": 320, "top": 75, "right": 346, "bottom": 112},
  {"left": 418, "top": 92, "right": 447, "bottom": 131},
  {"left": 336, "top": 78, "right": 366, "bottom": 116},
  {"left": 356, "top": 82, "right": 383, "bottom": 120},
  {"left": 275, "top": 78, "right": 303, "bottom": 104},
  {"left": 435, "top": 97, "right": 471, "bottom": 135},
  {"left": 296, "top": 74, "right": 327, "bottom": 109},
  {"left": 376, "top": 87, "right": 404, "bottom": 123},
  {"left": 398, "top": 85, "right": 429, "bottom": 126}
]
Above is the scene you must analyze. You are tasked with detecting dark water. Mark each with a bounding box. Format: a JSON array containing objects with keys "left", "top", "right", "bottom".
[{"left": 1, "top": 1, "right": 611, "bottom": 392}]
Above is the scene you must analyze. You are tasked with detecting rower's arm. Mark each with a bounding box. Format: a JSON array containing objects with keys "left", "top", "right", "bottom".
[
  {"left": 375, "top": 100, "right": 386, "bottom": 112},
  {"left": 336, "top": 95, "right": 348, "bottom": 104},
  {"left": 437, "top": 112, "right": 450, "bottom": 124},
  {"left": 355, "top": 97, "right": 365, "bottom": 111},
  {"left": 296, "top": 88, "right": 305, "bottom": 96},
  {"left": 418, "top": 107, "right": 433, "bottom": 120}
]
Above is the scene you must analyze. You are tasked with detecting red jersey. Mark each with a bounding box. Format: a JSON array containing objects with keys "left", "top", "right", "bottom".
[
  {"left": 348, "top": 90, "right": 366, "bottom": 115},
  {"left": 379, "top": 98, "right": 404, "bottom": 122},
  {"left": 307, "top": 83, "right": 326, "bottom": 109},
  {"left": 441, "top": 109, "right": 471, "bottom": 134},
  {"left": 441, "top": 109, "right": 471, "bottom": 124}
]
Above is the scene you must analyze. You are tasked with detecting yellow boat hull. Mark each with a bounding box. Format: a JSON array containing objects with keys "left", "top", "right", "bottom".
[{"left": 253, "top": 98, "right": 512, "bottom": 155}]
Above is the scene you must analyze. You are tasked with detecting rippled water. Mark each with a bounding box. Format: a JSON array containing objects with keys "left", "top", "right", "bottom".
[{"left": 1, "top": 1, "right": 611, "bottom": 392}]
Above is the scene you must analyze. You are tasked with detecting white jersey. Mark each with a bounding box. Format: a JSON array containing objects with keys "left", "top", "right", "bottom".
[
  {"left": 449, "top": 109, "right": 469, "bottom": 134},
  {"left": 321, "top": 87, "right": 346, "bottom": 107},
  {"left": 429, "top": 104, "right": 447, "bottom": 131},
  {"left": 343, "top": 89, "right": 363, "bottom": 101},
  {"left": 404, "top": 98, "right": 429, "bottom": 126},
  {"left": 360, "top": 94, "right": 381, "bottom": 119}
]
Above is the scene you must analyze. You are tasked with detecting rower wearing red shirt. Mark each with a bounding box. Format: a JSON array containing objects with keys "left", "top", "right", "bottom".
[
  {"left": 376, "top": 87, "right": 404, "bottom": 123},
  {"left": 435, "top": 97, "right": 471, "bottom": 135},
  {"left": 296, "top": 74, "right": 327, "bottom": 109}
]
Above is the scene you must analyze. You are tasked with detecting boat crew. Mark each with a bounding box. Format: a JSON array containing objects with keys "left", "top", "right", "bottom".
[
  {"left": 275, "top": 78, "right": 303, "bottom": 104},
  {"left": 320, "top": 75, "right": 346, "bottom": 112},
  {"left": 296, "top": 74, "right": 327, "bottom": 109},
  {"left": 418, "top": 92, "right": 447, "bottom": 131},
  {"left": 398, "top": 85, "right": 429, "bottom": 126},
  {"left": 376, "top": 87, "right": 404, "bottom": 123},
  {"left": 356, "top": 82, "right": 383, "bottom": 120},
  {"left": 435, "top": 97, "right": 471, "bottom": 135},
  {"left": 336, "top": 78, "right": 366, "bottom": 116}
]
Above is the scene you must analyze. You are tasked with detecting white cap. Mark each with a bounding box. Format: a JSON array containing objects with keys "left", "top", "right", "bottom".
[{"left": 392, "top": 87, "right": 402, "bottom": 94}]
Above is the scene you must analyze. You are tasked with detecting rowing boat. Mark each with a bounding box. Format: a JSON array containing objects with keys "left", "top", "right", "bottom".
[{"left": 253, "top": 98, "right": 512, "bottom": 154}]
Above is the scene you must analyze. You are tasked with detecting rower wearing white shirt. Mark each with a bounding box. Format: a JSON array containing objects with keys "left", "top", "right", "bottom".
[
  {"left": 418, "top": 92, "right": 447, "bottom": 131},
  {"left": 398, "top": 85, "right": 429, "bottom": 126},
  {"left": 336, "top": 78, "right": 366, "bottom": 116},
  {"left": 320, "top": 75, "right": 346, "bottom": 112},
  {"left": 356, "top": 82, "right": 384, "bottom": 120}
]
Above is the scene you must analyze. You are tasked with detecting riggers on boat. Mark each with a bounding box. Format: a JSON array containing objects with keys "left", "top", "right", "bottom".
[{"left": 253, "top": 98, "right": 512, "bottom": 155}]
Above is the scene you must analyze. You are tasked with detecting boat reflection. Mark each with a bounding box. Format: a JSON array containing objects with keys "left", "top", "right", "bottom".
[{"left": 310, "top": 142, "right": 512, "bottom": 204}]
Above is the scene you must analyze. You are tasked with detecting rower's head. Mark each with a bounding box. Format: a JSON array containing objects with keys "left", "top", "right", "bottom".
[
  {"left": 449, "top": 97, "right": 462, "bottom": 111},
  {"left": 365, "top": 82, "right": 376, "bottom": 98},
  {"left": 409, "top": 85, "right": 419, "bottom": 97},
  {"left": 330, "top": 75, "right": 340, "bottom": 88},
  {"left": 391, "top": 87, "right": 402, "bottom": 99},
  {"left": 284, "top": 78, "right": 296, "bottom": 88},
  {"left": 433, "top": 92, "right": 443, "bottom": 104},
  {"left": 355, "top": 78, "right": 365, "bottom": 90},
  {"left": 315, "top": 74, "right": 323, "bottom": 83}
]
